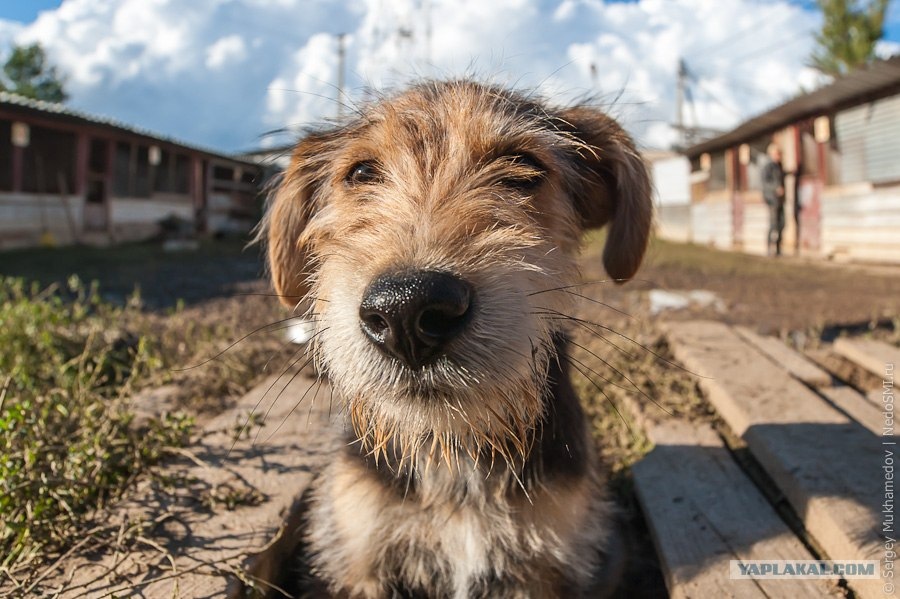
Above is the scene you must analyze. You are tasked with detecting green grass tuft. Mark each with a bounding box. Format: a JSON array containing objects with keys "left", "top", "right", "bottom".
[{"left": 0, "top": 276, "right": 193, "bottom": 573}]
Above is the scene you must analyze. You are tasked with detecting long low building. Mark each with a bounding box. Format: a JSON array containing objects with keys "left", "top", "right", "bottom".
[
  {"left": 0, "top": 91, "right": 261, "bottom": 249},
  {"left": 671, "top": 56, "right": 900, "bottom": 263}
]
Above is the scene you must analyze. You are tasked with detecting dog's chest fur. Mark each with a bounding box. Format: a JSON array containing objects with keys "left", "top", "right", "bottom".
[{"left": 296, "top": 346, "right": 615, "bottom": 599}]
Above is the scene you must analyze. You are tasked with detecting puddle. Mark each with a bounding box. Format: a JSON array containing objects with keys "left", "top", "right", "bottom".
[
  {"left": 285, "top": 318, "right": 316, "bottom": 344},
  {"left": 648, "top": 289, "right": 725, "bottom": 315}
]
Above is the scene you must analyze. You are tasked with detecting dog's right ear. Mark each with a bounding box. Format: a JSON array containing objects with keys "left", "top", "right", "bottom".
[
  {"left": 263, "top": 132, "right": 334, "bottom": 307},
  {"left": 557, "top": 107, "right": 653, "bottom": 283}
]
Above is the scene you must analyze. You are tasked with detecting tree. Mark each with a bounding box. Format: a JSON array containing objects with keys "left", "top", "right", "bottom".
[
  {"left": 811, "top": 0, "right": 890, "bottom": 76},
  {"left": 0, "top": 43, "right": 68, "bottom": 103}
]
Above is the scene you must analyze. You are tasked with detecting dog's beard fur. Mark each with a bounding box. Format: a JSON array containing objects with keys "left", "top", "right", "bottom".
[{"left": 308, "top": 228, "right": 576, "bottom": 476}]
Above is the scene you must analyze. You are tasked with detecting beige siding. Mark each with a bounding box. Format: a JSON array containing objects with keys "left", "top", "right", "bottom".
[
  {"left": 0, "top": 193, "right": 84, "bottom": 249},
  {"left": 108, "top": 197, "right": 194, "bottom": 242},
  {"left": 690, "top": 201, "right": 732, "bottom": 249},
  {"left": 821, "top": 185, "right": 900, "bottom": 262},
  {"left": 655, "top": 203, "right": 691, "bottom": 243},
  {"left": 742, "top": 202, "right": 770, "bottom": 256}
]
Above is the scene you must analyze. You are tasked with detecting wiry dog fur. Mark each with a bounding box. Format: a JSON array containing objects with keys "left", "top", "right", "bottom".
[{"left": 233, "top": 80, "right": 652, "bottom": 599}]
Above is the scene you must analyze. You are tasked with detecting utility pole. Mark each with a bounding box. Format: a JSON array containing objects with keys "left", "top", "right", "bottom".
[
  {"left": 675, "top": 57, "right": 687, "bottom": 147},
  {"left": 336, "top": 33, "right": 347, "bottom": 120}
]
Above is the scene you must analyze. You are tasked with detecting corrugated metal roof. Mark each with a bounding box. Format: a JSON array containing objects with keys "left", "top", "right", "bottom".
[
  {"left": 685, "top": 56, "right": 900, "bottom": 157},
  {"left": 0, "top": 90, "right": 252, "bottom": 165}
]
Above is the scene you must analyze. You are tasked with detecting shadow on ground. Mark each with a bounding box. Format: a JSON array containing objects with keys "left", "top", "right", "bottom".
[{"left": 0, "top": 236, "right": 265, "bottom": 309}]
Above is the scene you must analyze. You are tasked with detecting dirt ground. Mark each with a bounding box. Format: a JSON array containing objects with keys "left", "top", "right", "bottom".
[{"left": 581, "top": 233, "right": 900, "bottom": 335}]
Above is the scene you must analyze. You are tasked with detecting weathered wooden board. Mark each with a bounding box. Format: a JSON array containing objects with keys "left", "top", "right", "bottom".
[
  {"left": 806, "top": 347, "right": 885, "bottom": 393},
  {"left": 870, "top": 387, "right": 892, "bottom": 409},
  {"left": 834, "top": 337, "right": 900, "bottom": 380},
  {"left": 632, "top": 418, "right": 833, "bottom": 599},
  {"left": 734, "top": 326, "right": 831, "bottom": 387},
  {"left": 665, "top": 321, "right": 886, "bottom": 599},
  {"left": 32, "top": 370, "right": 337, "bottom": 599},
  {"left": 820, "top": 385, "right": 889, "bottom": 437}
]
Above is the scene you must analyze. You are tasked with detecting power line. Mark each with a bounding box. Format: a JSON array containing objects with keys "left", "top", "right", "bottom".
[
  {"left": 687, "top": 7, "right": 795, "bottom": 60},
  {"left": 728, "top": 31, "right": 814, "bottom": 64}
]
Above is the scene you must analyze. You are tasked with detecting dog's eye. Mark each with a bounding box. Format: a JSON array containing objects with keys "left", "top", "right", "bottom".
[
  {"left": 345, "top": 161, "right": 382, "bottom": 185},
  {"left": 498, "top": 154, "right": 545, "bottom": 191}
]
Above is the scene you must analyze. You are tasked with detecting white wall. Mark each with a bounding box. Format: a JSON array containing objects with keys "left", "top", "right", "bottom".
[
  {"left": 691, "top": 201, "right": 733, "bottom": 249},
  {"left": 110, "top": 197, "right": 193, "bottom": 224},
  {"left": 0, "top": 193, "right": 84, "bottom": 249},
  {"left": 651, "top": 155, "right": 691, "bottom": 206},
  {"left": 821, "top": 185, "right": 900, "bottom": 262}
]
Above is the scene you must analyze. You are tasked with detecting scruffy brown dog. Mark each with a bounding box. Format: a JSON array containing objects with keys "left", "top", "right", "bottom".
[{"left": 235, "top": 80, "right": 652, "bottom": 599}]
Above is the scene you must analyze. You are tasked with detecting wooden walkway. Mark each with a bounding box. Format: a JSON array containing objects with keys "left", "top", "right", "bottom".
[{"left": 633, "top": 322, "right": 894, "bottom": 599}]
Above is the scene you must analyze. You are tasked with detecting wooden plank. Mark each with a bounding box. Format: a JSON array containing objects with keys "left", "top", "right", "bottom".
[
  {"left": 870, "top": 387, "right": 891, "bottom": 408},
  {"left": 820, "top": 385, "right": 888, "bottom": 437},
  {"left": 834, "top": 337, "right": 900, "bottom": 380},
  {"left": 32, "top": 370, "right": 336, "bottom": 599},
  {"left": 806, "top": 347, "right": 884, "bottom": 393},
  {"left": 664, "top": 321, "right": 886, "bottom": 599},
  {"left": 632, "top": 418, "right": 833, "bottom": 599},
  {"left": 734, "top": 326, "right": 832, "bottom": 387}
]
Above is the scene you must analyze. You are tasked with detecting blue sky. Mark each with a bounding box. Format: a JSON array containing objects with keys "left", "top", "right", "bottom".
[
  {"left": 0, "top": 1, "right": 62, "bottom": 24},
  {"left": 0, "top": 0, "right": 897, "bottom": 152}
]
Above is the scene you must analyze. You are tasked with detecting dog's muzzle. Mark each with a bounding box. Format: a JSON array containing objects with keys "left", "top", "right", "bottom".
[{"left": 359, "top": 270, "right": 473, "bottom": 369}]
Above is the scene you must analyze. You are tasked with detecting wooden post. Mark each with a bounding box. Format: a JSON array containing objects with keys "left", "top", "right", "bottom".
[{"left": 725, "top": 148, "right": 737, "bottom": 249}]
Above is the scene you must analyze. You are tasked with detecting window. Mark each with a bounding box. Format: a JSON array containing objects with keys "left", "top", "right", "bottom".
[
  {"left": 708, "top": 152, "right": 727, "bottom": 192},
  {"left": 211, "top": 165, "right": 235, "bottom": 193},
  {"left": 134, "top": 145, "right": 151, "bottom": 198},
  {"left": 88, "top": 138, "right": 107, "bottom": 174},
  {"left": 113, "top": 142, "right": 131, "bottom": 196},
  {"left": 743, "top": 139, "right": 770, "bottom": 192},
  {"left": 174, "top": 154, "right": 191, "bottom": 194},
  {"left": 212, "top": 165, "right": 233, "bottom": 181},
  {"left": 22, "top": 126, "right": 77, "bottom": 194},
  {"left": 153, "top": 149, "right": 172, "bottom": 193}
]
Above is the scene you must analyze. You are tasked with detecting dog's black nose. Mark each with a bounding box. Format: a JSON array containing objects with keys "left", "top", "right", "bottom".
[{"left": 359, "top": 270, "right": 473, "bottom": 369}]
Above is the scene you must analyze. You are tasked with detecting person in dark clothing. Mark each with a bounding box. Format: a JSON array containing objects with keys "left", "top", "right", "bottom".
[{"left": 761, "top": 143, "right": 786, "bottom": 256}]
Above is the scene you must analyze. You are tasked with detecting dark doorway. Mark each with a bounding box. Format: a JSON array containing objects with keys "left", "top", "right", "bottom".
[{"left": 84, "top": 138, "right": 109, "bottom": 232}]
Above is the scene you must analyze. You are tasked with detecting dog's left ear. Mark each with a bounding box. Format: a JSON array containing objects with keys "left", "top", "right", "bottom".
[
  {"left": 559, "top": 107, "right": 653, "bottom": 282},
  {"left": 263, "top": 130, "right": 336, "bottom": 307}
]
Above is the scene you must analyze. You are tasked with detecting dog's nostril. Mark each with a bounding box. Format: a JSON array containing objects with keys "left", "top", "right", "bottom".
[
  {"left": 417, "top": 305, "right": 470, "bottom": 340},
  {"left": 361, "top": 312, "right": 390, "bottom": 338},
  {"left": 358, "top": 270, "right": 474, "bottom": 368}
]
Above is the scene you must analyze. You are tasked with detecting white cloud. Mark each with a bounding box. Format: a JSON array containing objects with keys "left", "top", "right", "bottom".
[
  {"left": 876, "top": 39, "right": 900, "bottom": 59},
  {"left": 265, "top": 33, "right": 341, "bottom": 130},
  {"left": 206, "top": 35, "right": 247, "bottom": 70},
  {"left": 0, "top": 0, "right": 827, "bottom": 151},
  {"left": 0, "top": 19, "right": 22, "bottom": 61}
]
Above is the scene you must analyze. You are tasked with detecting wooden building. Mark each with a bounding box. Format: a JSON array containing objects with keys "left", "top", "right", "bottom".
[
  {"left": 0, "top": 91, "right": 261, "bottom": 249},
  {"left": 674, "top": 57, "right": 900, "bottom": 262}
]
